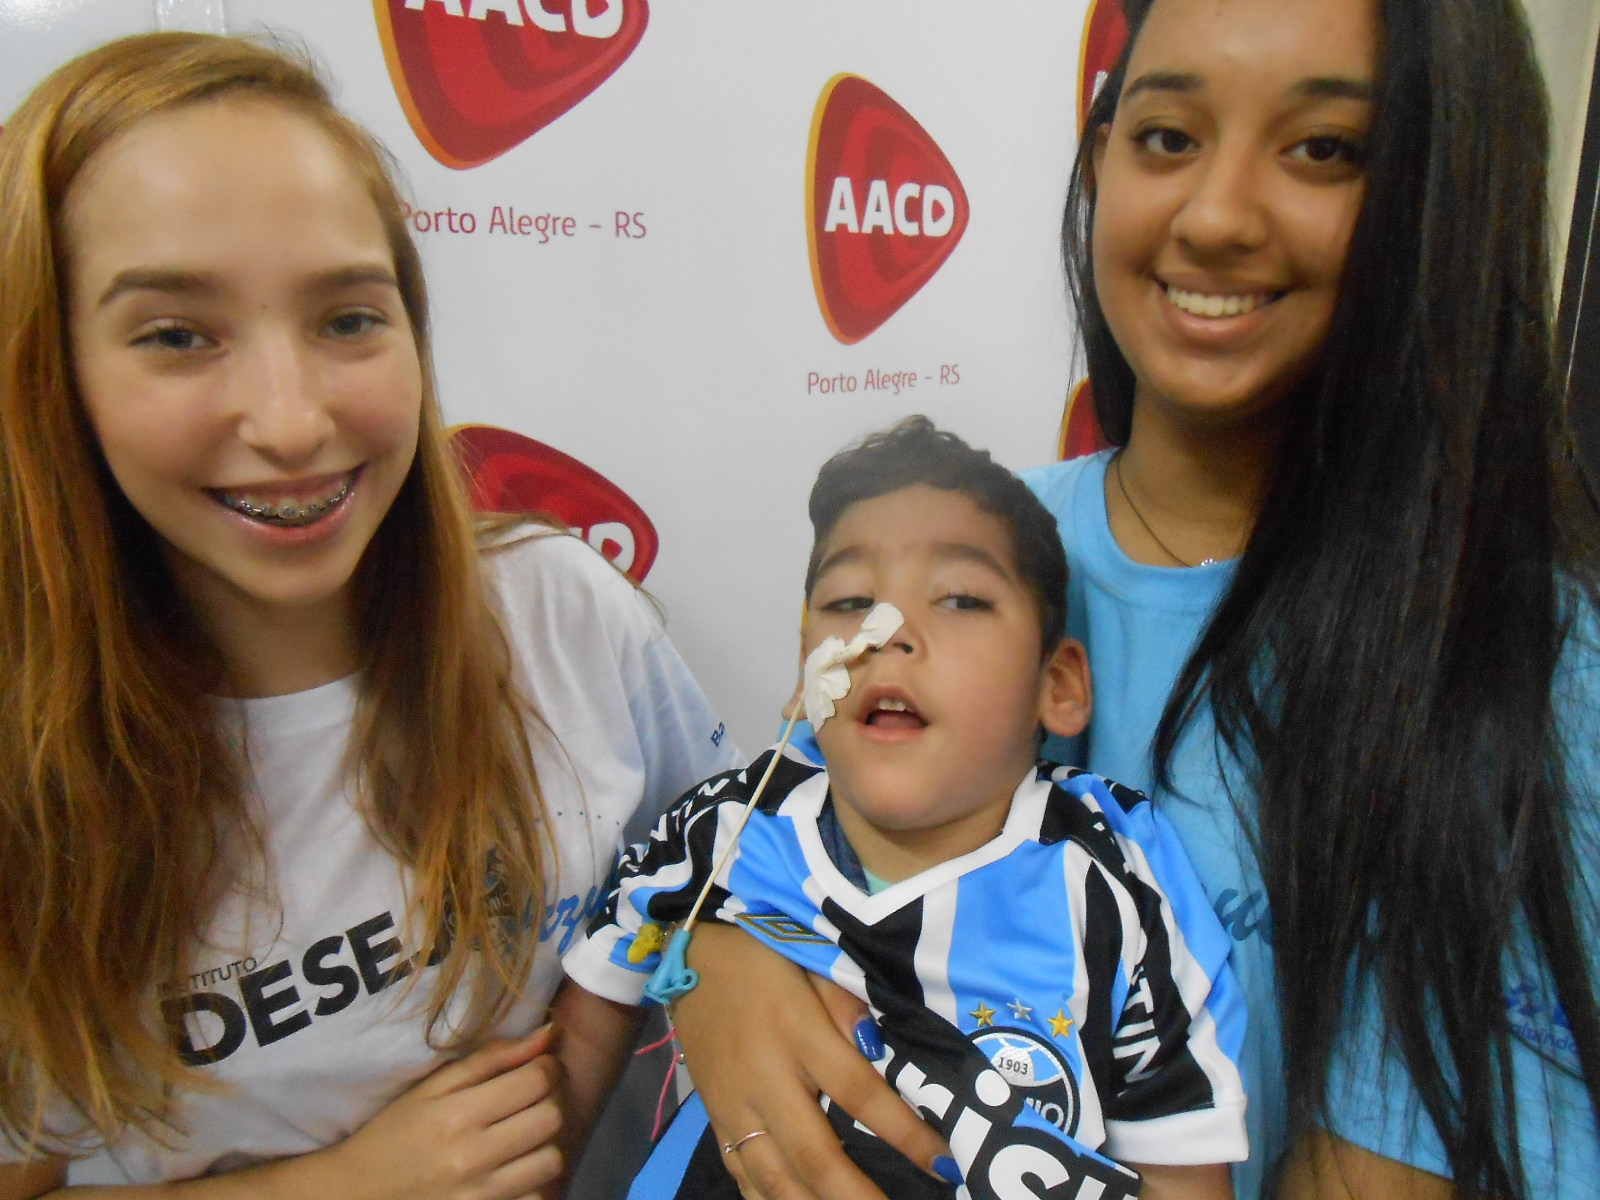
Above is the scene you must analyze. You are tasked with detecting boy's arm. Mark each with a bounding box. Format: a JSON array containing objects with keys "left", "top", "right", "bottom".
[
  {"left": 1127, "top": 1162, "right": 1235, "bottom": 1200},
  {"left": 547, "top": 982, "right": 646, "bottom": 1199},
  {"left": 562, "top": 763, "right": 757, "bottom": 1005}
]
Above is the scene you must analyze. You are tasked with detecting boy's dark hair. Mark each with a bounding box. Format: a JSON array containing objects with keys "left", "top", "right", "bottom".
[{"left": 805, "top": 416, "right": 1067, "bottom": 652}]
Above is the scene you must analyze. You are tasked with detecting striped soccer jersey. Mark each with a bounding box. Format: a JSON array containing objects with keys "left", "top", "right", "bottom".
[{"left": 565, "top": 747, "right": 1249, "bottom": 1199}]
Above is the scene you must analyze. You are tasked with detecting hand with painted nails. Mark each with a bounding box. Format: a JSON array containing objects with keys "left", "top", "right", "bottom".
[{"left": 674, "top": 925, "right": 953, "bottom": 1200}]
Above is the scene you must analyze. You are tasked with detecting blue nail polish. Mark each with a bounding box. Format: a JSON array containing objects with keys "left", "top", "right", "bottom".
[
  {"left": 853, "top": 1016, "right": 885, "bottom": 1061},
  {"left": 931, "top": 1155, "right": 964, "bottom": 1185}
]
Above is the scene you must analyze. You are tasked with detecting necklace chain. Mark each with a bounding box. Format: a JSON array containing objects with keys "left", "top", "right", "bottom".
[{"left": 1112, "top": 453, "right": 1217, "bottom": 569}]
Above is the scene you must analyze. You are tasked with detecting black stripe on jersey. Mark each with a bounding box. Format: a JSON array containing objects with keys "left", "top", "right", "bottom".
[
  {"left": 822, "top": 892, "right": 928, "bottom": 1012},
  {"left": 585, "top": 750, "right": 822, "bottom": 936},
  {"left": 1036, "top": 776, "right": 1131, "bottom": 872},
  {"left": 1104, "top": 778, "right": 1150, "bottom": 814},
  {"left": 746, "top": 749, "right": 828, "bottom": 815},
  {"left": 1105, "top": 868, "right": 1217, "bottom": 1120},
  {"left": 1078, "top": 865, "right": 1125, "bottom": 1103},
  {"left": 1037, "top": 772, "right": 1223, "bottom": 1121}
]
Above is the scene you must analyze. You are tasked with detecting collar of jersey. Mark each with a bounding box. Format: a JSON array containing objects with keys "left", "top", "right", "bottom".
[{"left": 775, "top": 769, "right": 1053, "bottom": 923}]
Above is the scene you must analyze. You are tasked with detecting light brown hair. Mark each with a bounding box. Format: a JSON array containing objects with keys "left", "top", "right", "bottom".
[{"left": 0, "top": 32, "right": 549, "bottom": 1147}]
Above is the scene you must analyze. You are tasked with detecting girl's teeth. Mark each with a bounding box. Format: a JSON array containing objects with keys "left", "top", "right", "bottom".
[
  {"left": 877, "top": 698, "right": 909, "bottom": 712},
  {"left": 1166, "top": 286, "right": 1272, "bottom": 318},
  {"left": 219, "top": 475, "right": 352, "bottom": 525}
]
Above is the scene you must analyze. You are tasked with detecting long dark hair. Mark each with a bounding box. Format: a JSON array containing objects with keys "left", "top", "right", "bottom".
[{"left": 1064, "top": 1, "right": 1600, "bottom": 1195}]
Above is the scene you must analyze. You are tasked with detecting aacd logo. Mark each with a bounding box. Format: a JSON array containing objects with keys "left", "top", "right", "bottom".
[
  {"left": 1057, "top": 0, "right": 1132, "bottom": 460},
  {"left": 375, "top": 0, "right": 648, "bottom": 170},
  {"left": 449, "top": 425, "right": 659, "bottom": 580},
  {"left": 1078, "top": 0, "right": 1130, "bottom": 133},
  {"left": 807, "top": 75, "right": 969, "bottom": 344}
]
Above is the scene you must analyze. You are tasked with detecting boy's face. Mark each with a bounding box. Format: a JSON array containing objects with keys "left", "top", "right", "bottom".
[{"left": 806, "top": 484, "right": 1090, "bottom": 873}]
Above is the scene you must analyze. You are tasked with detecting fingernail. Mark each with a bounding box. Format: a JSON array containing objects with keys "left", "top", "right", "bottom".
[
  {"left": 853, "top": 1016, "right": 885, "bottom": 1061},
  {"left": 931, "top": 1155, "right": 963, "bottom": 1184}
]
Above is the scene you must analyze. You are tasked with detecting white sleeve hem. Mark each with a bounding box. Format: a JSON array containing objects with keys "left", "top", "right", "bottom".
[
  {"left": 560, "top": 937, "right": 651, "bottom": 1008},
  {"left": 1103, "top": 1102, "right": 1249, "bottom": 1165}
]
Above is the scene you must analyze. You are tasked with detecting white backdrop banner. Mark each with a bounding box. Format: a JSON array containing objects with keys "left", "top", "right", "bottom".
[{"left": 0, "top": 0, "right": 1117, "bottom": 754}]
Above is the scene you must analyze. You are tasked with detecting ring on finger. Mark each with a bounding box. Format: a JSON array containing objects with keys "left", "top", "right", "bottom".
[{"left": 721, "top": 1129, "right": 769, "bottom": 1155}]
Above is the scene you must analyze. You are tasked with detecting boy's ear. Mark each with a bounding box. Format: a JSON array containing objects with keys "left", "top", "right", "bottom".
[{"left": 1038, "top": 637, "right": 1092, "bottom": 740}]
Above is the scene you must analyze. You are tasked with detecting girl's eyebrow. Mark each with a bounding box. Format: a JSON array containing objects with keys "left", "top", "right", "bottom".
[
  {"left": 1294, "top": 76, "right": 1374, "bottom": 103},
  {"left": 1124, "top": 70, "right": 1373, "bottom": 104},
  {"left": 96, "top": 268, "right": 217, "bottom": 309},
  {"left": 1125, "top": 70, "right": 1201, "bottom": 99},
  {"left": 303, "top": 264, "right": 402, "bottom": 296},
  {"left": 96, "top": 263, "right": 400, "bottom": 311}
]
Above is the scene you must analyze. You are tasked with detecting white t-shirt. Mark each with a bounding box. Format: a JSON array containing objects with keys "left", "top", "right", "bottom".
[{"left": 43, "top": 532, "right": 739, "bottom": 1185}]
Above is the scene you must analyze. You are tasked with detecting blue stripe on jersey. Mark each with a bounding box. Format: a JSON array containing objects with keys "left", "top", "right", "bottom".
[
  {"left": 947, "top": 840, "right": 1089, "bottom": 1091},
  {"left": 724, "top": 809, "right": 851, "bottom": 980}
]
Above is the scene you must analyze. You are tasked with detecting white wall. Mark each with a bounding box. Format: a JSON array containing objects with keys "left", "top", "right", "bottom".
[
  {"left": 5, "top": 0, "right": 1596, "bottom": 752},
  {"left": 1527, "top": 0, "right": 1600, "bottom": 282}
]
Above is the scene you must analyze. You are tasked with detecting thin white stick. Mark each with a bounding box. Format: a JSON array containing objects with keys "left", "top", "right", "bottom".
[{"left": 678, "top": 708, "right": 802, "bottom": 935}]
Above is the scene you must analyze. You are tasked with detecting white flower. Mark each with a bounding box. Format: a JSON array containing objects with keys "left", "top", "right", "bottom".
[{"left": 801, "top": 601, "right": 904, "bottom": 728}]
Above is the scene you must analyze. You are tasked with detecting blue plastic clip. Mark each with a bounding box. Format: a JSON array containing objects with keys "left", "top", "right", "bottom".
[{"left": 643, "top": 927, "right": 700, "bottom": 1005}]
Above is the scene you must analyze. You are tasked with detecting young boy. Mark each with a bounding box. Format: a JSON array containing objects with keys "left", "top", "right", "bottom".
[{"left": 563, "top": 418, "right": 1247, "bottom": 1199}]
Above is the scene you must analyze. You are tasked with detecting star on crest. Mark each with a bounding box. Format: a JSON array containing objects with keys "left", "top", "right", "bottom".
[
  {"left": 1049, "top": 1008, "right": 1075, "bottom": 1038},
  {"left": 970, "top": 1001, "right": 997, "bottom": 1027},
  {"left": 1007, "top": 998, "right": 1033, "bottom": 1021}
]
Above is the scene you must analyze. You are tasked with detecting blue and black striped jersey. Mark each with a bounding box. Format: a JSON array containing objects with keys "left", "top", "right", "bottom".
[{"left": 565, "top": 745, "right": 1248, "bottom": 1198}]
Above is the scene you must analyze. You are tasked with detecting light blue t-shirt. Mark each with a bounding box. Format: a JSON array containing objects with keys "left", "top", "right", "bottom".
[
  {"left": 1325, "top": 606, "right": 1600, "bottom": 1192},
  {"left": 1022, "top": 452, "right": 1277, "bottom": 1198},
  {"left": 1020, "top": 449, "right": 1600, "bottom": 1197}
]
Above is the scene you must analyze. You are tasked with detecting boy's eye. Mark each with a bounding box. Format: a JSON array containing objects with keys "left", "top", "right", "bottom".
[
  {"left": 938, "top": 593, "right": 992, "bottom": 611},
  {"left": 818, "top": 595, "right": 874, "bottom": 614}
]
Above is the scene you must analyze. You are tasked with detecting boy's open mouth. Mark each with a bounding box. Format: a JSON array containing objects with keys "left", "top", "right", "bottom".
[{"left": 863, "top": 694, "right": 927, "bottom": 730}]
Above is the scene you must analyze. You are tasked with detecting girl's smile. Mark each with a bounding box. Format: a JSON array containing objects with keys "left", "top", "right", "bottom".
[{"left": 211, "top": 467, "right": 358, "bottom": 528}]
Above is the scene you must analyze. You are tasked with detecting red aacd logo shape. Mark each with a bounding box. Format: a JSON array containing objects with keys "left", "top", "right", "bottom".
[
  {"left": 375, "top": 0, "right": 648, "bottom": 170},
  {"left": 1058, "top": 0, "right": 1132, "bottom": 458},
  {"left": 450, "top": 424, "right": 659, "bottom": 580},
  {"left": 1078, "top": 0, "right": 1130, "bottom": 134},
  {"left": 807, "top": 74, "right": 969, "bottom": 344}
]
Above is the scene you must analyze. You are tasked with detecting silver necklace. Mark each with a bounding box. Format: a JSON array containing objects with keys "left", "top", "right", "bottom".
[{"left": 1112, "top": 453, "right": 1218, "bottom": 568}]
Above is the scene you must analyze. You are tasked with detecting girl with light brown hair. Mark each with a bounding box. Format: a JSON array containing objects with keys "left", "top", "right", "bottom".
[{"left": 0, "top": 31, "right": 736, "bottom": 1199}]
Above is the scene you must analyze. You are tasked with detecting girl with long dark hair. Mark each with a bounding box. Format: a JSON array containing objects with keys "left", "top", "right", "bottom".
[{"left": 667, "top": 1, "right": 1600, "bottom": 1197}]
